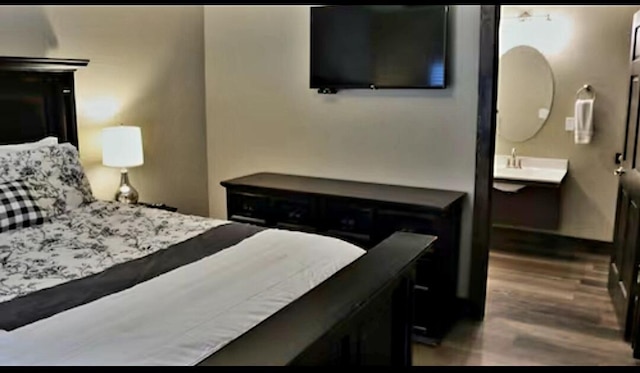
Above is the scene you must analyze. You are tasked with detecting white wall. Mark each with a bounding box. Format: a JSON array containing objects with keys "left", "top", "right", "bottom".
[
  {"left": 204, "top": 5, "right": 480, "bottom": 297},
  {"left": 0, "top": 5, "right": 209, "bottom": 216}
]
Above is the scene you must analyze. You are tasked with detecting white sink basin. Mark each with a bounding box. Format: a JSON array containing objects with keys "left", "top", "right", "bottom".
[{"left": 494, "top": 155, "right": 568, "bottom": 184}]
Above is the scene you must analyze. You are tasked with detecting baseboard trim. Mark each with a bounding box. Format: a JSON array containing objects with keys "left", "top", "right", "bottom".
[{"left": 491, "top": 226, "right": 612, "bottom": 256}]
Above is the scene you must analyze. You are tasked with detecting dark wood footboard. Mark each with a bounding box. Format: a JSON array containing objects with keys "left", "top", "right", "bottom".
[{"left": 199, "top": 232, "right": 436, "bottom": 366}]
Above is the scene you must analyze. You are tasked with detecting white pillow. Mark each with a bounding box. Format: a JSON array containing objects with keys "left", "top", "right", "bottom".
[{"left": 0, "top": 137, "right": 58, "bottom": 154}]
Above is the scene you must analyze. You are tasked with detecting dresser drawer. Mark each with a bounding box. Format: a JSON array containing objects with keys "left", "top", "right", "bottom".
[
  {"left": 376, "top": 209, "right": 439, "bottom": 235},
  {"left": 273, "top": 195, "right": 314, "bottom": 227},
  {"left": 228, "top": 192, "right": 270, "bottom": 224},
  {"left": 326, "top": 200, "right": 373, "bottom": 236}
]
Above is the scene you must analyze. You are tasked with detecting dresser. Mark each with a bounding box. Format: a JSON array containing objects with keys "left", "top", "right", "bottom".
[{"left": 221, "top": 172, "right": 466, "bottom": 343}]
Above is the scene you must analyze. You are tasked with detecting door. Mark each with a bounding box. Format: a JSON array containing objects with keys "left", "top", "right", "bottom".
[{"left": 609, "top": 10, "right": 640, "bottom": 348}]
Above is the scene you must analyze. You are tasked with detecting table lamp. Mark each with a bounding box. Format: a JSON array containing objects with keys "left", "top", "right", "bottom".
[{"left": 102, "top": 124, "right": 144, "bottom": 204}]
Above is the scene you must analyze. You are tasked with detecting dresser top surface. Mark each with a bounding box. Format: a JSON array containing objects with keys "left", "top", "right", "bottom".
[{"left": 221, "top": 173, "right": 466, "bottom": 211}]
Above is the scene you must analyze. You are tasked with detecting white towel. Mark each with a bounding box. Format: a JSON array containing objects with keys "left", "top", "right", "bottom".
[{"left": 575, "top": 98, "right": 594, "bottom": 144}]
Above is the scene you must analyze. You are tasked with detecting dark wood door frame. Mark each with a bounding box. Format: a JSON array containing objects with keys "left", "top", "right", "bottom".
[{"left": 469, "top": 4, "right": 501, "bottom": 320}]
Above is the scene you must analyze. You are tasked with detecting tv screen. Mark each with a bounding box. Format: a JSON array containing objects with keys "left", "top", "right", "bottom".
[{"left": 310, "top": 5, "right": 449, "bottom": 91}]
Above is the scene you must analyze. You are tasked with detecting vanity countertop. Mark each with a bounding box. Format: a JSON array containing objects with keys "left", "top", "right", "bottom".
[{"left": 494, "top": 155, "right": 568, "bottom": 185}]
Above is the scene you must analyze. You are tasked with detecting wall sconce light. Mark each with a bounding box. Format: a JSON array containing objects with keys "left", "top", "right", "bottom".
[
  {"left": 512, "top": 10, "right": 551, "bottom": 22},
  {"left": 500, "top": 10, "right": 573, "bottom": 56}
]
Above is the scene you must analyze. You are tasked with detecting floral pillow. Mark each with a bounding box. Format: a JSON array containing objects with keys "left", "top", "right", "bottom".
[{"left": 0, "top": 143, "right": 95, "bottom": 216}]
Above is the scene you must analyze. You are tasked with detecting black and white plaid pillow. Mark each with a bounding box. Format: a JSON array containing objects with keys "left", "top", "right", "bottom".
[{"left": 0, "top": 180, "right": 48, "bottom": 233}]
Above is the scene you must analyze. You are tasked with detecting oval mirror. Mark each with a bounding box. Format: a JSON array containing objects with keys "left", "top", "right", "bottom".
[{"left": 497, "top": 45, "right": 554, "bottom": 142}]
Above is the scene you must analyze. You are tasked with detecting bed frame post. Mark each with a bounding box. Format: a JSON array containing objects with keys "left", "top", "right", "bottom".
[{"left": 391, "top": 269, "right": 415, "bottom": 365}]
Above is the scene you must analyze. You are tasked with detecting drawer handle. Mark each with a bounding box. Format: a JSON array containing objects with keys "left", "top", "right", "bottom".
[
  {"left": 340, "top": 218, "right": 355, "bottom": 227},
  {"left": 619, "top": 281, "right": 628, "bottom": 299},
  {"left": 288, "top": 211, "right": 303, "bottom": 219},
  {"left": 415, "top": 285, "right": 430, "bottom": 292}
]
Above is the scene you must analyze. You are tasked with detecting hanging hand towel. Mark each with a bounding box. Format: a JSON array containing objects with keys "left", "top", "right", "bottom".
[{"left": 575, "top": 98, "right": 594, "bottom": 144}]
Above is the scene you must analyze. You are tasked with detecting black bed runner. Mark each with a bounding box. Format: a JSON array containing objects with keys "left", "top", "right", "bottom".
[{"left": 0, "top": 222, "right": 266, "bottom": 331}]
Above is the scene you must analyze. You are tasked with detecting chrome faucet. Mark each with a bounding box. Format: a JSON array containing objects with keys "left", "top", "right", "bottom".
[{"left": 507, "top": 148, "right": 522, "bottom": 169}]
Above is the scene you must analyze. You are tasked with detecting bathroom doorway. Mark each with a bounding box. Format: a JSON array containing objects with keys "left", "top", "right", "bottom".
[
  {"left": 490, "top": 5, "right": 631, "bottom": 253},
  {"left": 470, "top": 5, "right": 640, "bottom": 362}
]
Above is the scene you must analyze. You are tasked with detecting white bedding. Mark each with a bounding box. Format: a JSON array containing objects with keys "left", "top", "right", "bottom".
[{"left": 0, "top": 227, "right": 365, "bottom": 365}]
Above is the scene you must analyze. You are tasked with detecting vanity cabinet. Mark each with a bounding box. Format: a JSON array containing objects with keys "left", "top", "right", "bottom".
[
  {"left": 492, "top": 155, "right": 567, "bottom": 230},
  {"left": 492, "top": 180, "right": 562, "bottom": 230},
  {"left": 221, "top": 172, "right": 466, "bottom": 344}
]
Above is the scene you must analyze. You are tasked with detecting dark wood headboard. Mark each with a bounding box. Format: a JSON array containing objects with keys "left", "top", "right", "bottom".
[{"left": 0, "top": 57, "right": 89, "bottom": 149}]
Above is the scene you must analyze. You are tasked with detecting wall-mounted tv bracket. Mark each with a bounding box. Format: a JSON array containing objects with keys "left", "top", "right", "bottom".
[{"left": 317, "top": 87, "right": 338, "bottom": 94}]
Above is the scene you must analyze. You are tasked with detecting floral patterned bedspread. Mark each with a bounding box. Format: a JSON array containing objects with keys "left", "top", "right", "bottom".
[{"left": 0, "top": 201, "right": 225, "bottom": 304}]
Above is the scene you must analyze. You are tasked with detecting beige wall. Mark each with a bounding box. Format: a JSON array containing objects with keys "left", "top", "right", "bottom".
[
  {"left": 204, "top": 5, "right": 480, "bottom": 297},
  {"left": 496, "top": 6, "right": 640, "bottom": 241},
  {"left": 0, "top": 5, "right": 209, "bottom": 216}
]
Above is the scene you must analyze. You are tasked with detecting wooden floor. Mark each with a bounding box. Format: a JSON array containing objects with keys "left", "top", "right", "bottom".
[{"left": 413, "top": 247, "right": 640, "bottom": 366}]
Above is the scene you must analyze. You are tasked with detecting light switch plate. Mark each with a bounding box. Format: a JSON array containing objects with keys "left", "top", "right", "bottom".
[{"left": 565, "top": 117, "right": 575, "bottom": 131}]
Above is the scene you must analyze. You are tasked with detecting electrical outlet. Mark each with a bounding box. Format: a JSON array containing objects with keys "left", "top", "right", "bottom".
[{"left": 565, "top": 117, "right": 575, "bottom": 131}]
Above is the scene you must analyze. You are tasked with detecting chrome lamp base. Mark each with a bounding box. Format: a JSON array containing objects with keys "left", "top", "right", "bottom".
[{"left": 115, "top": 168, "right": 139, "bottom": 204}]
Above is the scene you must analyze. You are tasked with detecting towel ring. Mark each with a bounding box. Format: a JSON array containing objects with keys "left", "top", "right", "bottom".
[{"left": 576, "top": 84, "right": 596, "bottom": 100}]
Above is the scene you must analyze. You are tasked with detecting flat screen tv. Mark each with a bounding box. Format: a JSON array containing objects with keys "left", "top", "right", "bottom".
[{"left": 310, "top": 5, "right": 449, "bottom": 92}]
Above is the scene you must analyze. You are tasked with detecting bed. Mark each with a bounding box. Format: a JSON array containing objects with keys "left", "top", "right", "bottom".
[{"left": 0, "top": 57, "right": 435, "bottom": 366}]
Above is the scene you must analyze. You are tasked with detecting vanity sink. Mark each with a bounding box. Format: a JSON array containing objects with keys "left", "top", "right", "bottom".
[{"left": 494, "top": 155, "right": 568, "bottom": 184}]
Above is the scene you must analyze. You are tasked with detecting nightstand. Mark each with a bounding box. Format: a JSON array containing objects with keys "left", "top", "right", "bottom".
[{"left": 136, "top": 202, "right": 178, "bottom": 212}]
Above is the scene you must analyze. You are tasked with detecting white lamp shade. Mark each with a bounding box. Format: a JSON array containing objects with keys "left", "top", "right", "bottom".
[{"left": 102, "top": 126, "right": 144, "bottom": 168}]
